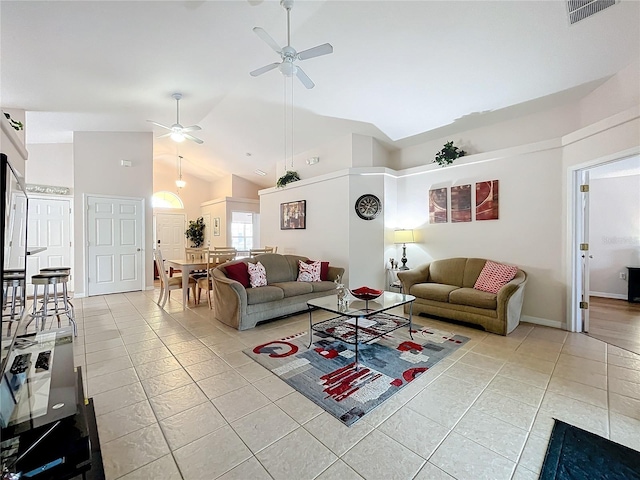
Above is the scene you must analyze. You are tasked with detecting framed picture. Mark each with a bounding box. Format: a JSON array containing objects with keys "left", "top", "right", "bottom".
[
  {"left": 476, "top": 180, "right": 499, "bottom": 220},
  {"left": 451, "top": 184, "right": 472, "bottom": 222},
  {"left": 213, "top": 217, "right": 220, "bottom": 236},
  {"left": 281, "top": 200, "right": 306, "bottom": 230},
  {"left": 429, "top": 188, "right": 448, "bottom": 223}
]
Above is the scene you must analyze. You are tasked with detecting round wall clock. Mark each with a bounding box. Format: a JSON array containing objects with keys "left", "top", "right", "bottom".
[{"left": 355, "top": 194, "right": 382, "bottom": 220}]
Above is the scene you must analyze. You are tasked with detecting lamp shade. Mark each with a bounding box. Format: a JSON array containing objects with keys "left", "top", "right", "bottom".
[{"left": 394, "top": 229, "right": 415, "bottom": 244}]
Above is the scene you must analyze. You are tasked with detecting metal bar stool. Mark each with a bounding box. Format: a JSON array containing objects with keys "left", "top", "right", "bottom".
[
  {"left": 2, "top": 272, "right": 26, "bottom": 335},
  {"left": 39, "top": 266, "right": 74, "bottom": 320},
  {"left": 27, "top": 273, "right": 77, "bottom": 336}
]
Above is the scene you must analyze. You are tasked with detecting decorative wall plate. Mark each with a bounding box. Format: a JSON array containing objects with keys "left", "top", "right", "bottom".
[{"left": 355, "top": 194, "right": 382, "bottom": 220}]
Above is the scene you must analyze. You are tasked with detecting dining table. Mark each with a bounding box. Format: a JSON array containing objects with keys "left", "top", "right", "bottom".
[{"left": 164, "top": 258, "right": 208, "bottom": 309}]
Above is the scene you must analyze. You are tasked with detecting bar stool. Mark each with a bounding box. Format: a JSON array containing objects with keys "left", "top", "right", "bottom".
[
  {"left": 28, "top": 273, "right": 77, "bottom": 336},
  {"left": 2, "top": 272, "right": 26, "bottom": 329},
  {"left": 39, "top": 266, "right": 74, "bottom": 314}
]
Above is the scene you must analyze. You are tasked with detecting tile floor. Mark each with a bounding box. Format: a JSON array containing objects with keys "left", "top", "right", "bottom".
[{"left": 69, "top": 289, "right": 640, "bottom": 480}]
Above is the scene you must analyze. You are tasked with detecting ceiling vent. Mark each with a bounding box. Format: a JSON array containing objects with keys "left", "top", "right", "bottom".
[{"left": 567, "top": 0, "right": 618, "bottom": 24}]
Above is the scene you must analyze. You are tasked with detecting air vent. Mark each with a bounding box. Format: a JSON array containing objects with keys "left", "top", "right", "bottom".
[{"left": 567, "top": 0, "right": 617, "bottom": 24}]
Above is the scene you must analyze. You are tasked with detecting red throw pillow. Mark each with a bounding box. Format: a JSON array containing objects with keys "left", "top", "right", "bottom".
[
  {"left": 225, "top": 262, "right": 250, "bottom": 288},
  {"left": 474, "top": 260, "right": 518, "bottom": 294},
  {"left": 307, "top": 260, "right": 330, "bottom": 281}
]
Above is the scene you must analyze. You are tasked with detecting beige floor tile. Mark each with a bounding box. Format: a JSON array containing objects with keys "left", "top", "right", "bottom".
[
  {"left": 608, "top": 353, "right": 640, "bottom": 370},
  {"left": 557, "top": 353, "right": 606, "bottom": 375},
  {"left": 128, "top": 346, "right": 173, "bottom": 365},
  {"left": 561, "top": 342, "right": 606, "bottom": 362},
  {"left": 518, "top": 434, "right": 549, "bottom": 474},
  {"left": 552, "top": 362, "right": 607, "bottom": 390},
  {"left": 444, "top": 362, "right": 497, "bottom": 387},
  {"left": 174, "top": 347, "right": 218, "bottom": 367},
  {"left": 470, "top": 343, "right": 516, "bottom": 361},
  {"left": 539, "top": 392, "right": 609, "bottom": 437},
  {"left": 160, "top": 402, "right": 227, "bottom": 450},
  {"left": 118, "top": 454, "right": 182, "bottom": 480},
  {"left": 101, "top": 423, "right": 170, "bottom": 479},
  {"left": 86, "top": 354, "right": 133, "bottom": 380},
  {"left": 610, "top": 392, "right": 640, "bottom": 421},
  {"left": 430, "top": 431, "right": 515, "bottom": 480},
  {"left": 316, "top": 460, "right": 363, "bottom": 480},
  {"left": 173, "top": 425, "right": 252, "bottom": 480},
  {"left": 610, "top": 412, "right": 640, "bottom": 451},
  {"left": 209, "top": 338, "right": 247, "bottom": 356},
  {"left": 454, "top": 409, "right": 528, "bottom": 461},
  {"left": 469, "top": 390, "right": 537, "bottom": 431},
  {"left": 220, "top": 350, "right": 254, "bottom": 367},
  {"left": 274, "top": 391, "right": 326, "bottom": 425},
  {"left": 124, "top": 338, "right": 166, "bottom": 354},
  {"left": 507, "top": 352, "right": 556, "bottom": 374},
  {"left": 92, "top": 382, "right": 147, "bottom": 416},
  {"left": 414, "top": 462, "right": 455, "bottom": 480},
  {"left": 197, "top": 370, "right": 249, "bottom": 399},
  {"left": 231, "top": 403, "right": 299, "bottom": 453},
  {"left": 257, "top": 428, "right": 338, "bottom": 480},
  {"left": 304, "top": 411, "right": 374, "bottom": 456},
  {"left": 217, "top": 457, "right": 273, "bottom": 480},
  {"left": 133, "top": 355, "right": 183, "bottom": 380},
  {"left": 85, "top": 330, "right": 122, "bottom": 345},
  {"left": 608, "top": 364, "right": 640, "bottom": 384},
  {"left": 610, "top": 375, "right": 640, "bottom": 400},
  {"left": 165, "top": 339, "right": 204, "bottom": 355},
  {"left": 609, "top": 345, "right": 640, "bottom": 359},
  {"left": 512, "top": 465, "right": 540, "bottom": 480},
  {"left": 497, "top": 363, "right": 550, "bottom": 389},
  {"left": 457, "top": 351, "right": 506, "bottom": 373},
  {"left": 527, "top": 327, "right": 567, "bottom": 344},
  {"left": 198, "top": 330, "right": 236, "bottom": 347},
  {"left": 148, "top": 382, "right": 208, "bottom": 419},
  {"left": 96, "top": 400, "right": 157, "bottom": 443},
  {"left": 88, "top": 367, "right": 139, "bottom": 396},
  {"left": 118, "top": 323, "right": 153, "bottom": 336},
  {"left": 378, "top": 406, "right": 450, "bottom": 459},
  {"left": 547, "top": 375, "right": 607, "bottom": 408},
  {"left": 85, "top": 345, "right": 129, "bottom": 365},
  {"left": 253, "top": 374, "right": 295, "bottom": 401},
  {"left": 85, "top": 337, "right": 125, "bottom": 354},
  {"left": 212, "top": 384, "right": 271, "bottom": 422},
  {"left": 183, "top": 356, "right": 233, "bottom": 381},
  {"left": 486, "top": 375, "right": 545, "bottom": 407},
  {"left": 122, "top": 330, "right": 159, "bottom": 345},
  {"left": 141, "top": 368, "right": 193, "bottom": 397},
  {"left": 342, "top": 429, "right": 425, "bottom": 479}
]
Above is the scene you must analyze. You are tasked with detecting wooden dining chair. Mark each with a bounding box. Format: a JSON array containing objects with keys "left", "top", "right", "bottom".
[
  {"left": 186, "top": 247, "right": 209, "bottom": 282},
  {"left": 154, "top": 249, "right": 196, "bottom": 308},
  {"left": 249, "top": 248, "right": 272, "bottom": 257},
  {"left": 195, "top": 249, "right": 237, "bottom": 308},
  {"left": 264, "top": 246, "right": 278, "bottom": 253}
]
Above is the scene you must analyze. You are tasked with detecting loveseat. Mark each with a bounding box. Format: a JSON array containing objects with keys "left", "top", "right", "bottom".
[
  {"left": 397, "top": 258, "right": 527, "bottom": 335},
  {"left": 212, "top": 253, "right": 345, "bottom": 330}
]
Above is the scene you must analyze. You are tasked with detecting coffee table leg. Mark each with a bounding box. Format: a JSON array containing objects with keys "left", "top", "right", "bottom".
[
  {"left": 307, "top": 306, "right": 313, "bottom": 348},
  {"left": 355, "top": 319, "right": 359, "bottom": 370},
  {"left": 409, "top": 301, "right": 414, "bottom": 340}
]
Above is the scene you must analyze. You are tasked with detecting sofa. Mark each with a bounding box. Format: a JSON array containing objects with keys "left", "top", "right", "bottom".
[
  {"left": 397, "top": 258, "right": 527, "bottom": 335},
  {"left": 212, "top": 253, "right": 345, "bottom": 330}
]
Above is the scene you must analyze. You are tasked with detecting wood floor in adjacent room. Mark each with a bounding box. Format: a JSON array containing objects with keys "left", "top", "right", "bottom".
[{"left": 588, "top": 296, "right": 640, "bottom": 355}]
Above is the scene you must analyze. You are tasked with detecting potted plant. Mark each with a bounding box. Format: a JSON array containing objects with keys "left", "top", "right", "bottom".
[
  {"left": 434, "top": 141, "right": 466, "bottom": 167},
  {"left": 276, "top": 170, "right": 301, "bottom": 188},
  {"left": 185, "top": 217, "right": 205, "bottom": 247},
  {"left": 4, "top": 113, "right": 23, "bottom": 131}
]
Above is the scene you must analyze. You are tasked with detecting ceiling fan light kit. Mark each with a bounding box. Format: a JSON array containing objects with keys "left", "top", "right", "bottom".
[{"left": 148, "top": 93, "right": 204, "bottom": 144}]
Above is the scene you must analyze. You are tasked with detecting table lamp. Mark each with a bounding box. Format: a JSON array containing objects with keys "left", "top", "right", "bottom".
[{"left": 394, "top": 229, "right": 415, "bottom": 270}]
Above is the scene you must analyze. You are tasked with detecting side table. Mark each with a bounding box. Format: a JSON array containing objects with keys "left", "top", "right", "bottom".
[
  {"left": 627, "top": 266, "right": 640, "bottom": 303},
  {"left": 386, "top": 268, "right": 403, "bottom": 292}
]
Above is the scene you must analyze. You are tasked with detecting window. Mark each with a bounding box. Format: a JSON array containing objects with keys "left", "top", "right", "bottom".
[
  {"left": 231, "top": 212, "right": 254, "bottom": 252},
  {"left": 152, "top": 191, "right": 184, "bottom": 209}
]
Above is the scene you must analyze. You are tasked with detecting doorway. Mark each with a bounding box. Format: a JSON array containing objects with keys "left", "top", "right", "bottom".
[
  {"left": 86, "top": 195, "right": 144, "bottom": 296},
  {"left": 154, "top": 212, "right": 186, "bottom": 260}
]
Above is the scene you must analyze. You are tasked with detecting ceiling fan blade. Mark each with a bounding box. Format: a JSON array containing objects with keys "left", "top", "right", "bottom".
[
  {"left": 147, "top": 120, "right": 172, "bottom": 130},
  {"left": 184, "top": 133, "right": 204, "bottom": 144},
  {"left": 253, "top": 27, "right": 282, "bottom": 54},
  {"left": 298, "top": 43, "right": 333, "bottom": 61},
  {"left": 250, "top": 62, "right": 280, "bottom": 77},
  {"left": 156, "top": 132, "right": 173, "bottom": 139},
  {"left": 295, "top": 66, "right": 315, "bottom": 89},
  {"left": 181, "top": 125, "right": 202, "bottom": 133}
]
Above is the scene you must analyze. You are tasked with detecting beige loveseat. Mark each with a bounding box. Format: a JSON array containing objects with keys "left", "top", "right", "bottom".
[
  {"left": 212, "top": 253, "right": 345, "bottom": 330},
  {"left": 397, "top": 258, "right": 527, "bottom": 335}
]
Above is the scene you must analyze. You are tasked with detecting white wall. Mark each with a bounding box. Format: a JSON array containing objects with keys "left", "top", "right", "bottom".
[
  {"left": 231, "top": 175, "right": 260, "bottom": 199},
  {"left": 25, "top": 143, "right": 73, "bottom": 188},
  {"left": 73, "top": 132, "right": 153, "bottom": 296},
  {"left": 589, "top": 174, "right": 640, "bottom": 298},
  {"left": 153, "top": 160, "right": 211, "bottom": 222}
]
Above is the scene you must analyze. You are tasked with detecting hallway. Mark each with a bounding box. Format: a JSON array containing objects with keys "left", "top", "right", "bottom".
[{"left": 588, "top": 296, "right": 640, "bottom": 355}]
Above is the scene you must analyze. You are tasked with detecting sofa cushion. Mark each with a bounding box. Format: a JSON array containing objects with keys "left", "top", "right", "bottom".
[
  {"left": 254, "top": 253, "right": 298, "bottom": 283},
  {"left": 410, "top": 283, "right": 459, "bottom": 302},
  {"left": 248, "top": 261, "right": 267, "bottom": 287},
  {"left": 311, "top": 281, "right": 337, "bottom": 293},
  {"left": 246, "top": 286, "right": 285, "bottom": 305},
  {"left": 224, "top": 262, "right": 250, "bottom": 288},
  {"left": 474, "top": 260, "right": 518, "bottom": 294},
  {"left": 429, "top": 258, "right": 467, "bottom": 287},
  {"left": 298, "top": 260, "right": 321, "bottom": 282},
  {"left": 462, "top": 258, "right": 489, "bottom": 288},
  {"left": 449, "top": 287, "right": 497, "bottom": 310},
  {"left": 307, "top": 260, "right": 330, "bottom": 281},
  {"left": 271, "top": 281, "right": 313, "bottom": 297}
]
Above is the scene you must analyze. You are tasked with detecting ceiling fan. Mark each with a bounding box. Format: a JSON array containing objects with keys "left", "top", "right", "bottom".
[
  {"left": 250, "top": 0, "right": 333, "bottom": 89},
  {"left": 147, "top": 93, "right": 203, "bottom": 144}
]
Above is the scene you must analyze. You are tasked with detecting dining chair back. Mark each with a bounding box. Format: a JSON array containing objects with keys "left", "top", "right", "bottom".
[{"left": 154, "top": 249, "right": 196, "bottom": 308}]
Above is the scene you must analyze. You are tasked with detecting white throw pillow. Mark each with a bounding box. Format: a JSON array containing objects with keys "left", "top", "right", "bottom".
[
  {"left": 298, "top": 260, "right": 321, "bottom": 282},
  {"left": 248, "top": 261, "right": 267, "bottom": 287}
]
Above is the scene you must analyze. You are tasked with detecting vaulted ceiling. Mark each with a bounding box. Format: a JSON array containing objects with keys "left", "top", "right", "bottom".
[{"left": 2, "top": 0, "right": 638, "bottom": 187}]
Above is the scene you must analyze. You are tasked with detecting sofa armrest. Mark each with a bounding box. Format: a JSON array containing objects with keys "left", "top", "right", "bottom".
[
  {"left": 327, "top": 266, "right": 345, "bottom": 282},
  {"left": 397, "top": 263, "right": 430, "bottom": 292},
  {"left": 496, "top": 269, "right": 528, "bottom": 334},
  {"left": 212, "top": 268, "right": 248, "bottom": 329}
]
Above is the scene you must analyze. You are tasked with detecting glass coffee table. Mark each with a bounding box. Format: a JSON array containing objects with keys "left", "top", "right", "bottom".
[{"left": 307, "top": 291, "right": 416, "bottom": 366}]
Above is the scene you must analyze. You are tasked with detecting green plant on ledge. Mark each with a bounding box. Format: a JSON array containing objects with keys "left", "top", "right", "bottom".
[
  {"left": 434, "top": 141, "right": 466, "bottom": 167},
  {"left": 276, "top": 170, "right": 301, "bottom": 188},
  {"left": 185, "top": 217, "right": 205, "bottom": 247},
  {"left": 4, "top": 113, "right": 24, "bottom": 131}
]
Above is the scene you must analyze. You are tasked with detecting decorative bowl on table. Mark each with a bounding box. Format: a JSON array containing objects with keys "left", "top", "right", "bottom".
[{"left": 349, "top": 286, "right": 383, "bottom": 301}]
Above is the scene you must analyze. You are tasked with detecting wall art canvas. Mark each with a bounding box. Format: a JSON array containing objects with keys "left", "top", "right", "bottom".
[
  {"left": 476, "top": 180, "right": 499, "bottom": 220},
  {"left": 451, "top": 184, "right": 472, "bottom": 222},
  {"left": 213, "top": 217, "right": 220, "bottom": 236},
  {"left": 281, "top": 200, "right": 306, "bottom": 230},
  {"left": 429, "top": 188, "right": 448, "bottom": 223}
]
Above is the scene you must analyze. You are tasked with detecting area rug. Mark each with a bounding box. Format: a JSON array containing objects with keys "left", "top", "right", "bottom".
[
  {"left": 244, "top": 313, "right": 469, "bottom": 426},
  {"left": 540, "top": 420, "right": 640, "bottom": 480}
]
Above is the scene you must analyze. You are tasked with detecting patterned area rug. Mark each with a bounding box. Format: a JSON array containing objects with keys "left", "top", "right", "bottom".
[{"left": 245, "top": 315, "right": 469, "bottom": 426}]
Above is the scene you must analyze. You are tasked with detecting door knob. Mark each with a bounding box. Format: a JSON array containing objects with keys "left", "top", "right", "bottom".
[{"left": 137, "top": 248, "right": 141, "bottom": 251}]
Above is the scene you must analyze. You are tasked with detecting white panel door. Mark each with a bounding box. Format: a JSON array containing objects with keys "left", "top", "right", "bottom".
[
  {"left": 155, "top": 213, "right": 186, "bottom": 263},
  {"left": 202, "top": 213, "right": 211, "bottom": 248},
  {"left": 87, "top": 196, "right": 143, "bottom": 295},
  {"left": 25, "top": 198, "right": 72, "bottom": 295},
  {"left": 6, "top": 194, "right": 27, "bottom": 270}
]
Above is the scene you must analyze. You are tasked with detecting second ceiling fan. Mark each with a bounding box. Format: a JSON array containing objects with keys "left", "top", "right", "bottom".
[
  {"left": 250, "top": 0, "right": 333, "bottom": 89},
  {"left": 148, "top": 93, "right": 203, "bottom": 144}
]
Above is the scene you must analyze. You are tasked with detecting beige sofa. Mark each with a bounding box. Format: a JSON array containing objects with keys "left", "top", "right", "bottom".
[
  {"left": 212, "top": 253, "right": 345, "bottom": 330},
  {"left": 397, "top": 258, "right": 527, "bottom": 335}
]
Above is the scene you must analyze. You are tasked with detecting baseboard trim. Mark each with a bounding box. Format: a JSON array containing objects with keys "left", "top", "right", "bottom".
[
  {"left": 521, "top": 315, "right": 564, "bottom": 330},
  {"left": 590, "top": 292, "right": 627, "bottom": 300}
]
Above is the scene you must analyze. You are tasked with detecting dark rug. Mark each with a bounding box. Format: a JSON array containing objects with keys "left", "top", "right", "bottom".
[
  {"left": 244, "top": 314, "right": 469, "bottom": 426},
  {"left": 540, "top": 419, "right": 640, "bottom": 480}
]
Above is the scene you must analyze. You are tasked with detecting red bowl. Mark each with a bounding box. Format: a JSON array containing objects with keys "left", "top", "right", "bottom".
[{"left": 349, "top": 286, "right": 383, "bottom": 301}]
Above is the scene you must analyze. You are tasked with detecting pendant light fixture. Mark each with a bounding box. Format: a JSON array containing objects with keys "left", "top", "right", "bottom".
[{"left": 175, "top": 155, "right": 186, "bottom": 189}]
